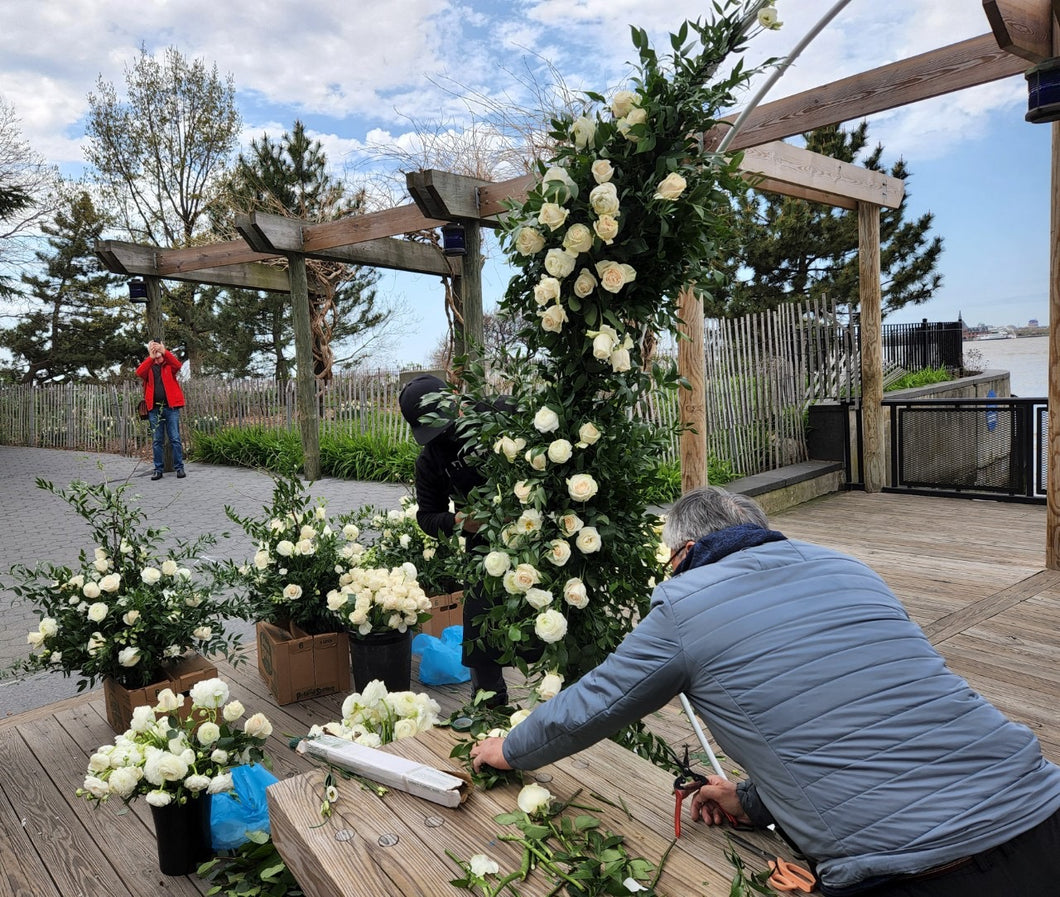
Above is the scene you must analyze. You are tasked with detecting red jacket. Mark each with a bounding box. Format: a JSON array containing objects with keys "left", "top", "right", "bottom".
[{"left": 136, "top": 350, "right": 185, "bottom": 409}]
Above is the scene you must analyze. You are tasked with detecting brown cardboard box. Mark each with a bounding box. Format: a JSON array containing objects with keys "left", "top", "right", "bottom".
[
  {"left": 256, "top": 620, "right": 351, "bottom": 705},
  {"left": 102, "top": 653, "right": 218, "bottom": 733},
  {"left": 421, "top": 591, "right": 463, "bottom": 638}
]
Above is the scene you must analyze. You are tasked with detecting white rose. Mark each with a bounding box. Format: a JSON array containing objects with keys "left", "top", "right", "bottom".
[
  {"left": 122, "top": 609, "right": 140, "bottom": 625},
  {"left": 567, "top": 473, "right": 599, "bottom": 503},
  {"left": 589, "top": 325, "right": 619, "bottom": 360},
  {"left": 222, "top": 700, "right": 245, "bottom": 722},
  {"left": 517, "top": 782, "right": 553, "bottom": 815},
  {"left": 161, "top": 559, "right": 179, "bottom": 576},
  {"left": 193, "top": 626, "right": 212, "bottom": 640},
  {"left": 507, "top": 563, "right": 540, "bottom": 594},
  {"left": 591, "top": 159, "right": 614, "bottom": 184},
  {"left": 39, "top": 617, "right": 57, "bottom": 637},
  {"left": 483, "top": 551, "right": 511, "bottom": 577},
  {"left": 244, "top": 712, "right": 273, "bottom": 739},
  {"left": 525, "top": 449, "right": 547, "bottom": 471},
  {"left": 537, "top": 202, "right": 569, "bottom": 232},
  {"left": 589, "top": 182, "right": 620, "bottom": 216},
  {"left": 87, "top": 602, "right": 108, "bottom": 623},
  {"left": 578, "top": 422, "right": 602, "bottom": 446},
  {"left": 513, "top": 481, "right": 534, "bottom": 504},
  {"left": 470, "top": 854, "right": 500, "bottom": 877},
  {"left": 535, "top": 608, "right": 568, "bottom": 644},
  {"left": 282, "top": 584, "right": 303, "bottom": 600},
  {"left": 343, "top": 523, "right": 360, "bottom": 540},
  {"left": 654, "top": 172, "right": 687, "bottom": 201},
  {"left": 98, "top": 573, "right": 121, "bottom": 593},
  {"left": 514, "top": 226, "right": 546, "bottom": 256},
  {"left": 573, "top": 268, "right": 597, "bottom": 298},
  {"left": 533, "top": 276, "right": 562, "bottom": 306},
  {"left": 541, "top": 166, "right": 577, "bottom": 202},
  {"left": 82, "top": 580, "right": 101, "bottom": 600},
  {"left": 544, "top": 247, "right": 577, "bottom": 279},
  {"left": 93, "top": 557, "right": 110, "bottom": 573},
  {"left": 618, "top": 106, "right": 648, "bottom": 141},
  {"left": 118, "top": 646, "right": 141, "bottom": 667},
  {"left": 525, "top": 587, "right": 553, "bottom": 610},
  {"left": 546, "top": 539, "right": 572, "bottom": 567},
  {"left": 253, "top": 550, "right": 270, "bottom": 570},
  {"left": 555, "top": 512, "right": 583, "bottom": 537},
  {"left": 611, "top": 346, "right": 632, "bottom": 372},
  {"left": 570, "top": 115, "right": 597, "bottom": 149},
  {"left": 538, "top": 671, "right": 564, "bottom": 700},
  {"left": 140, "top": 567, "right": 162, "bottom": 585},
  {"left": 593, "top": 214, "right": 619, "bottom": 244},
  {"left": 547, "top": 439, "right": 573, "bottom": 464},
  {"left": 562, "top": 223, "right": 593, "bottom": 255},
  {"left": 539, "top": 303, "right": 569, "bottom": 334},
  {"left": 276, "top": 540, "right": 295, "bottom": 557},
  {"left": 611, "top": 90, "right": 639, "bottom": 117},
  {"left": 564, "top": 577, "right": 589, "bottom": 609},
  {"left": 576, "top": 526, "right": 602, "bottom": 554},
  {"left": 533, "top": 406, "right": 560, "bottom": 434},
  {"left": 26, "top": 630, "right": 44, "bottom": 649},
  {"left": 154, "top": 689, "right": 183, "bottom": 713},
  {"left": 596, "top": 260, "right": 636, "bottom": 294}
]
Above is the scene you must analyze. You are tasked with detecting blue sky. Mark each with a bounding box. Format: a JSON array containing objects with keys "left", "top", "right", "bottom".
[{"left": 0, "top": 0, "right": 1049, "bottom": 365}]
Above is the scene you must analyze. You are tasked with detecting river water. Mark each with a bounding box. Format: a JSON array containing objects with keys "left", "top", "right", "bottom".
[{"left": 963, "top": 335, "right": 1048, "bottom": 398}]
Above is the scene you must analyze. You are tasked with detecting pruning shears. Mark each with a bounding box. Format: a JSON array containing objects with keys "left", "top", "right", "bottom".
[{"left": 671, "top": 744, "right": 708, "bottom": 838}]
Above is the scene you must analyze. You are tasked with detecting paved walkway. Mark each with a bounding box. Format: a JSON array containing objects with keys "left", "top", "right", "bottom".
[{"left": 0, "top": 446, "right": 409, "bottom": 718}]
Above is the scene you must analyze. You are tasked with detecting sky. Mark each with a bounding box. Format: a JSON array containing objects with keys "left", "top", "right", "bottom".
[{"left": 0, "top": 0, "right": 1051, "bottom": 368}]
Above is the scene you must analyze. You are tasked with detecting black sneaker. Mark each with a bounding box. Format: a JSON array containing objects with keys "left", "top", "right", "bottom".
[
  {"left": 176, "top": 469, "right": 186, "bottom": 478},
  {"left": 151, "top": 471, "right": 163, "bottom": 481}
]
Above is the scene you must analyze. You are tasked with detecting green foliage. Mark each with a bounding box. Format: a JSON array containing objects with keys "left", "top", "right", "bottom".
[
  {"left": 197, "top": 831, "right": 303, "bottom": 897},
  {"left": 884, "top": 367, "right": 954, "bottom": 391}
]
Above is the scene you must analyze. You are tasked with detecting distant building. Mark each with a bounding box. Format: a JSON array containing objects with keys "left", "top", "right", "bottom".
[{"left": 1029, "top": 318, "right": 1039, "bottom": 327}]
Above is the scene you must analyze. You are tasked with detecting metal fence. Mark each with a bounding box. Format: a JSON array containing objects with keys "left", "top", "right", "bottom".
[{"left": 879, "top": 319, "right": 964, "bottom": 373}]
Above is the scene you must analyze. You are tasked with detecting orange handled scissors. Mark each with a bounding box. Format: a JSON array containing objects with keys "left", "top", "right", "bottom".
[{"left": 727, "top": 833, "right": 817, "bottom": 893}]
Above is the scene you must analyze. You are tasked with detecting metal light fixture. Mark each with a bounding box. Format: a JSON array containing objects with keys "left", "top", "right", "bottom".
[
  {"left": 127, "top": 278, "right": 148, "bottom": 303},
  {"left": 1025, "top": 58, "right": 1060, "bottom": 123},
  {"left": 440, "top": 223, "right": 467, "bottom": 256}
]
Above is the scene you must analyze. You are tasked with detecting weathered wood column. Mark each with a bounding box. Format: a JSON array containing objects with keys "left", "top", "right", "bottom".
[
  {"left": 461, "top": 220, "right": 484, "bottom": 366},
  {"left": 287, "top": 254, "right": 321, "bottom": 481},
  {"left": 858, "top": 202, "right": 885, "bottom": 492},
  {"left": 1048, "top": 42, "right": 1060, "bottom": 568},
  {"left": 144, "top": 276, "right": 164, "bottom": 342},
  {"left": 677, "top": 286, "right": 707, "bottom": 491}
]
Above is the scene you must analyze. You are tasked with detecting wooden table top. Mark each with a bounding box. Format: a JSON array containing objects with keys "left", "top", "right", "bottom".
[{"left": 267, "top": 727, "right": 819, "bottom": 896}]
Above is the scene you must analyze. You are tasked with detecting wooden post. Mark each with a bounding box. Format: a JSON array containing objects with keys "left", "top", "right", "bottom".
[
  {"left": 461, "top": 220, "right": 484, "bottom": 365},
  {"left": 287, "top": 254, "right": 321, "bottom": 481},
  {"left": 144, "top": 276, "right": 164, "bottom": 342},
  {"left": 1048, "top": 21, "right": 1060, "bottom": 569},
  {"left": 858, "top": 202, "right": 885, "bottom": 492},
  {"left": 677, "top": 286, "right": 707, "bottom": 492}
]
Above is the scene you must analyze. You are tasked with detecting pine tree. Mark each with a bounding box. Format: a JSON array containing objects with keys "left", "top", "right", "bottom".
[
  {"left": 0, "top": 190, "right": 141, "bottom": 383},
  {"left": 713, "top": 123, "right": 943, "bottom": 318}
]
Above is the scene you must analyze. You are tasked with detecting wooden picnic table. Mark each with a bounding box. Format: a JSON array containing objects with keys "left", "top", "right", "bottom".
[{"left": 267, "top": 727, "right": 819, "bottom": 896}]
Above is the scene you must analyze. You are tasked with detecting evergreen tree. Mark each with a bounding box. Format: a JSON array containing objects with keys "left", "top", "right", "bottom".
[
  {"left": 214, "top": 121, "right": 383, "bottom": 380},
  {"left": 0, "top": 189, "right": 141, "bottom": 383},
  {"left": 714, "top": 123, "right": 943, "bottom": 318}
]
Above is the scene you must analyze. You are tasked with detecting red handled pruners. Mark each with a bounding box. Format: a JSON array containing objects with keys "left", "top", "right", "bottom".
[{"left": 672, "top": 745, "right": 708, "bottom": 838}]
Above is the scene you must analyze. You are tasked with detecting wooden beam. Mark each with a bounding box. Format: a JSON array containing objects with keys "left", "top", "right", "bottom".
[
  {"left": 1047, "top": 21, "right": 1060, "bottom": 569},
  {"left": 237, "top": 212, "right": 457, "bottom": 276},
  {"left": 718, "top": 34, "right": 1030, "bottom": 151},
  {"left": 677, "top": 286, "right": 707, "bottom": 491},
  {"left": 287, "top": 254, "right": 321, "bottom": 481},
  {"left": 983, "top": 0, "right": 1054, "bottom": 62},
  {"left": 155, "top": 240, "right": 277, "bottom": 275},
  {"left": 741, "top": 142, "right": 904, "bottom": 210},
  {"left": 858, "top": 204, "right": 885, "bottom": 493},
  {"left": 96, "top": 240, "right": 290, "bottom": 293},
  {"left": 406, "top": 169, "right": 497, "bottom": 222},
  {"left": 300, "top": 203, "right": 447, "bottom": 251},
  {"left": 478, "top": 174, "right": 534, "bottom": 219}
]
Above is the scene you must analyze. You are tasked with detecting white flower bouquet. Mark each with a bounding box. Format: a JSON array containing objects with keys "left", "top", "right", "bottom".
[
  {"left": 325, "top": 563, "right": 433, "bottom": 637},
  {"left": 77, "top": 677, "right": 272, "bottom": 808},
  {"left": 10, "top": 478, "right": 244, "bottom": 689},
  {"left": 308, "top": 678, "right": 441, "bottom": 746}
]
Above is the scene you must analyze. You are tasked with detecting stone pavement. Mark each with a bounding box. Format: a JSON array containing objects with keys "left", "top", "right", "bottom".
[{"left": 0, "top": 446, "right": 409, "bottom": 719}]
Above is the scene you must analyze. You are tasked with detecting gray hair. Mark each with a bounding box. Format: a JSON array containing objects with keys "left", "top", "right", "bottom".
[{"left": 661, "top": 486, "right": 769, "bottom": 548}]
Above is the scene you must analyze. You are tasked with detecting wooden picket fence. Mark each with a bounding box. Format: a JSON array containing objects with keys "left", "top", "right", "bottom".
[{"left": 0, "top": 300, "right": 857, "bottom": 478}]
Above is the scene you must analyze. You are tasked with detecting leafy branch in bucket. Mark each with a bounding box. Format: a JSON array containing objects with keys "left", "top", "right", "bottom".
[{"left": 197, "top": 831, "right": 303, "bottom": 897}]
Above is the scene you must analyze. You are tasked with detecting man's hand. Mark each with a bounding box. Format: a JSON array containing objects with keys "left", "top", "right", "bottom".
[
  {"left": 470, "top": 736, "right": 511, "bottom": 773},
  {"left": 454, "top": 511, "right": 481, "bottom": 534},
  {"left": 688, "top": 776, "right": 752, "bottom": 827}
]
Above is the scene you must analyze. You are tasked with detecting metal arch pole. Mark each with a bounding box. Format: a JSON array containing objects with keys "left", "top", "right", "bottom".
[{"left": 679, "top": 692, "right": 726, "bottom": 779}]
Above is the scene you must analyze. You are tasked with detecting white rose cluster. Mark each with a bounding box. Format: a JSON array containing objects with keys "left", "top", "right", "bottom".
[
  {"left": 327, "top": 565, "right": 431, "bottom": 637},
  {"left": 308, "top": 679, "right": 441, "bottom": 747}
]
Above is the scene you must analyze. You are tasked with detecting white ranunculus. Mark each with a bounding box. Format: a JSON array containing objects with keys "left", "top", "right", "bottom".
[
  {"left": 563, "top": 577, "right": 589, "bottom": 609},
  {"left": 538, "top": 671, "right": 564, "bottom": 700},
  {"left": 593, "top": 214, "right": 619, "bottom": 244},
  {"left": 547, "top": 439, "right": 573, "bottom": 464},
  {"left": 544, "top": 247, "right": 577, "bottom": 279},
  {"left": 145, "top": 790, "right": 173, "bottom": 807},
  {"left": 211, "top": 748, "right": 230, "bottom": 765},
  {"left": 81, "top": 776, "right": 110, "bottom": 799},
  {"left": 538, "top": 201, "right": 569, "bottom": 232},
  {"left": 535, "top": 608, "right": 568, "bottom": 644},
  {"left": 576, "top": 526, "right": 602, "bottom": 554},
  {"left": 469, "top": 854, "right": 500, "bottom": 877},
  {"left": 140, "top": 566, "right": 162, "bottom": 585},
  {"left": 533, "top": 406, "right": 560, "bottom": 434},
  {"left": 483, "top": 551, "right": 511, "bottom": 577},
  {"left": 578, "top": 422, "right": 602, "bottom": 446},
  {"left": 197, "top": 722, "right": 221, "bottom": 746},
  {"left": 190, "top": 678, "right": 230, "bottom": 709},
  {"left": 244, "top": 712, "right": 273, "bottom": 739},
  {"left": 208, "top": 773, "right": 234, "bottom": 794},
  {"left": 611, "top": 90, "right": 639, "bottom": 117},
  {"left": 39, "top": 617, "right": 57, "bottom": 637},
  {"left": 184, "top": 774, "right": 211, "bottom": 792},
  {"left": 654, "top": 172, "right": 687, "bottom": 201},
  {"left": 589, "top": 182, "right": 620, "bottom": 216},
  {"left": 87, "top": 602, "right": 108, "bottom": 623},
  {"left": 591, "top": 159, "right": 614, "bottom": 184},
  {"left": 222, "top": 700, "right": 245, "bottom": 722},
  {"left": 144, "top": 751, "right": 189, "bottom": 785},
  {"left": 546, "top": 539, "right": 572, "bottom": 567},
  {"left": 525, "top": 587, "right": 553, "bottom": 610},
  {"left": 514, "top": 225, "right": 546, "bottom": 256},
  {"left": 393, "top": 717, "right": 419, "bottom": 740},
  {"left": 567, "top": 473, "right": 599, "bottom": 503},
  {"left": 107, "top": 766, "right": 142, "bottom": 799},
  {"left": 533, "top": 276, "right": 562, "bottom": 306},
  {"left": 118, "top": 646, "right": 141, "bottom": 667},
  {"left": 539, "top": 303, "right": 569, "bottom": 334},
  {"left": 573, "top": 267, "right": 597, "bottom": 298},
  {"left": 562, "top": 223, "right": 593, "bottom": 255},
  {"left": 517, "top": 782, "right": 553, "bottom": 816}
]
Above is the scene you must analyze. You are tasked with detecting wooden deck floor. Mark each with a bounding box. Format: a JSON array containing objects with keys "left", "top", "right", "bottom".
[{"left": 0, "top": 491, "right": 1056, "bottom": 896}]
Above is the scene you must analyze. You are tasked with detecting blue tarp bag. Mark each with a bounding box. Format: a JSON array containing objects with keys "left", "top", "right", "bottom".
[
  {"left": 210, "top": 763, "right": 277, "bottom": 850},
  {"left": 412, "top": 625, "right": 470, "bottom": 685}
]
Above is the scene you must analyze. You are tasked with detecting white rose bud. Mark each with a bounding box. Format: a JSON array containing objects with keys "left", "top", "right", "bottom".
[
  {"left": 118, "top": 646, "right": 141, "bottom": 667},
  {"left": 654, "top": 172, "right": 687, "bottom": 201},
  {"left": 573, "top": 268, "right": 597, "bottom": 298},
  {"left": 525, "top": 587, "right": 553, "bottom": 610},
  {"left": 570, "top": 115, "right": 597, "bottom": 149},
  {"left": 244, "top": 712, "right": 273, "bottom": 739},
  {"left": 538, "top": 671, "right": 564, "bottom": 700},
  {"left": 517, "top": 782, "right": 553, "bottom": 815},
  {"left": 591, "top": 159, "right": 614, "bottom": 184}
]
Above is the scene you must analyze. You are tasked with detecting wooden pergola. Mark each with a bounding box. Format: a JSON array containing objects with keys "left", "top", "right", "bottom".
[{"left": 98, "top": 3, "right": 1060, "bottom": 565}]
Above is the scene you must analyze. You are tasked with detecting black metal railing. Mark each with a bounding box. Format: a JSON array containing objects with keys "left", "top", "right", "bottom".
[
  {"left": 884, "top": 397, "right": 1047, "bottom": 503},
  {"left": 878, "top": 319, "right": 964, "bottom": 372}
]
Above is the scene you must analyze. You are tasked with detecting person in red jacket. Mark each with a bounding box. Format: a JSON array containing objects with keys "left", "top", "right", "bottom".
[{"left": 136, "top": 340, "right": 186, "bottom": 480}]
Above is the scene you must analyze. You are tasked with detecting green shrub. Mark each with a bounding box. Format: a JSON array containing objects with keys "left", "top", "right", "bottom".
[{"left": 885, "top": 367, "right": 954, "bottom": 391}]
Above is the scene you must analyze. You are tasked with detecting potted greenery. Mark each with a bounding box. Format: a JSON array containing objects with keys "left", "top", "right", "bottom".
[
  {"left": 10, "top": 478, "right": 246, "bottom": 732},
  {"left": 77, "top": 675, "right": 273, "bottom": 876}
]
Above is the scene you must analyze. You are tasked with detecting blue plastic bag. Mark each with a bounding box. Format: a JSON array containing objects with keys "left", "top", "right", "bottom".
[
  {"left": 412, "top": 625, "right": 470, "bottom": 685},
  {"left": 210, "top": 763, "right": 277, "bottom": 850}
]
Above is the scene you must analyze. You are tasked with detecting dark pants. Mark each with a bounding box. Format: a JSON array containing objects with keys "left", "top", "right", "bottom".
[{"left": 855, "top": 808, "right": 1060, "bottom": 896}]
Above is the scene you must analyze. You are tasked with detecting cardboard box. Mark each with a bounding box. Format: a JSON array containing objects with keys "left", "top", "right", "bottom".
[
  {"left": 421, "top": 590, "right": 463, "bottom": 638},
  {"left": 297, "top": 735, "right": 468, "bottom": 808},
  {"left": 102, "top": 653, "right": 217, "bottom": 733},
  {"left": 256, "top": 620, "right": 350, "bottom": 705}
]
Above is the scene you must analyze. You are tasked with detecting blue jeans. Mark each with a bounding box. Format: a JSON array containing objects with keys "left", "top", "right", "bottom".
[{"left": 148, "top": 406, "right": 184, "bottom": 473}]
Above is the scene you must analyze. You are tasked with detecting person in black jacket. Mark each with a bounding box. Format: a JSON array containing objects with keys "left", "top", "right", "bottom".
[{"left": 398, "top": 374, "right": 508, "bottom": 706}]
